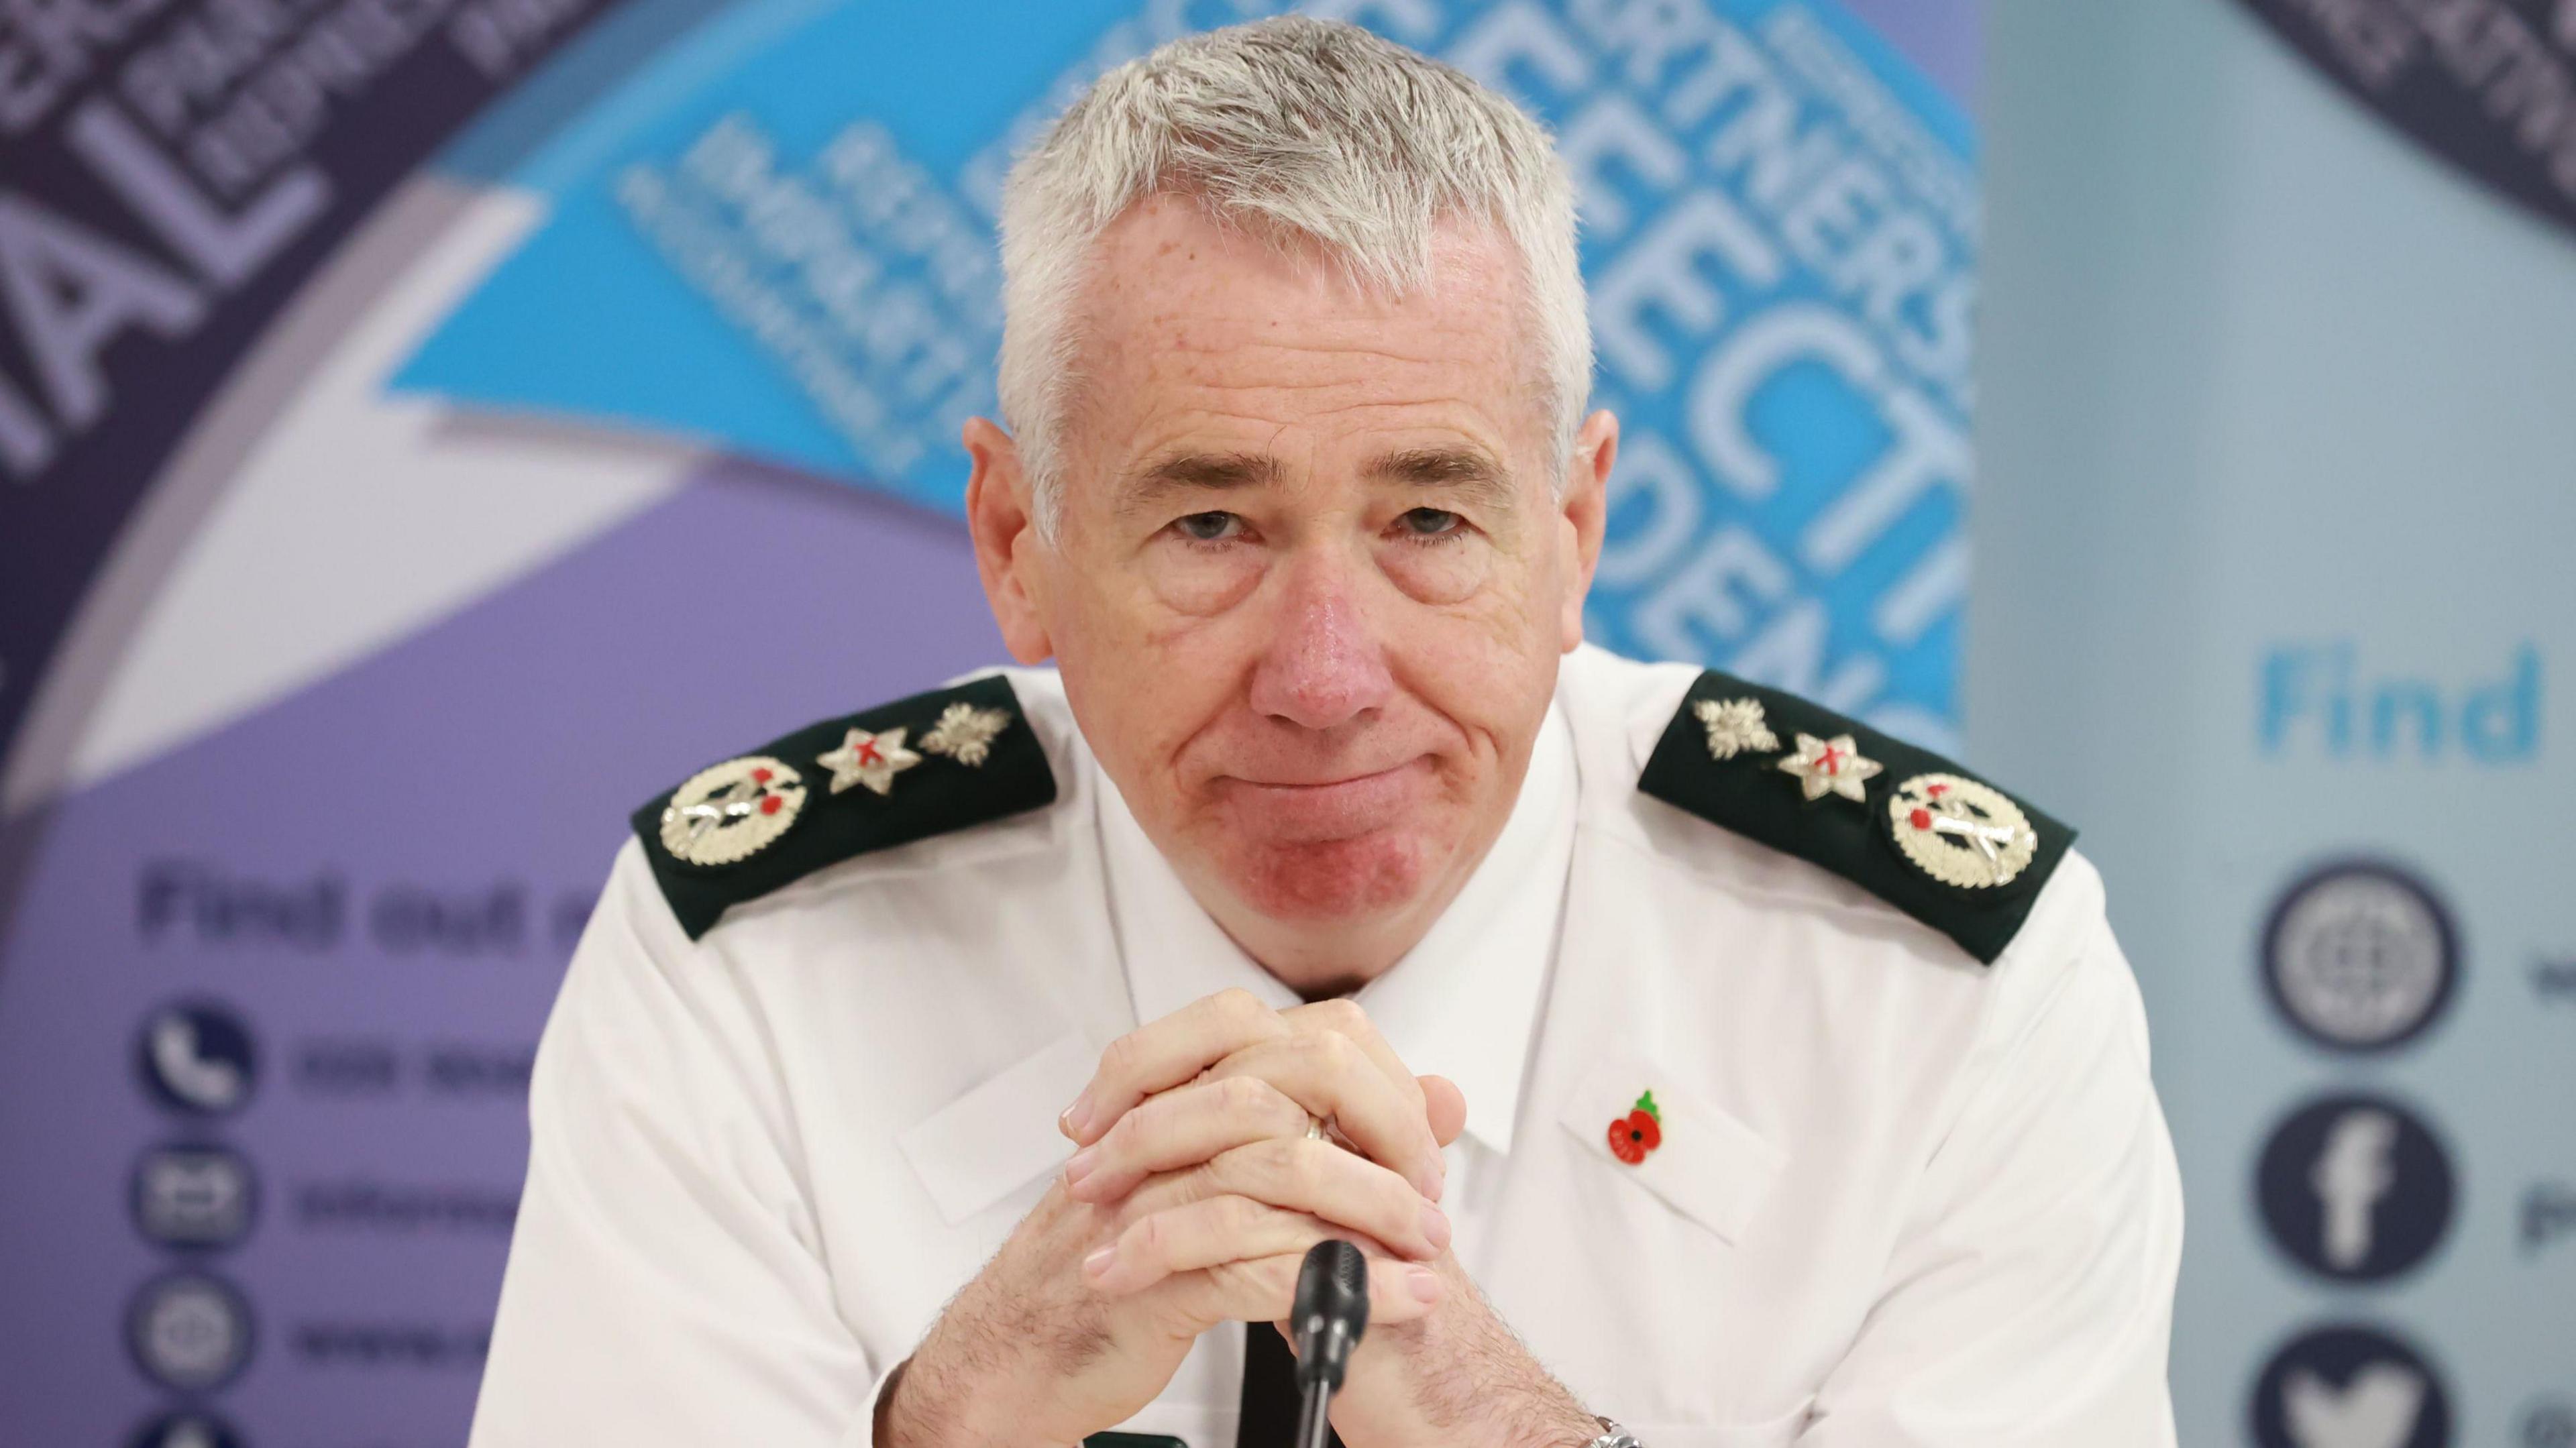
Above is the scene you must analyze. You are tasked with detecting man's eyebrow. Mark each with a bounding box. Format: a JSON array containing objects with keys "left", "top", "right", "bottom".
[
  {"left": 1116, "top": 451, "right": 1281, "bottom": 513},
  {"left": 1365, "top": 445, "right": 1517, "bottom": 509}
]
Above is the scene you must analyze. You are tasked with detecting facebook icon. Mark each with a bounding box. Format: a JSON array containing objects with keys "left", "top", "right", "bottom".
[{"left": 2258, "top": 1093, "right": 2456, "bottom": 1283}]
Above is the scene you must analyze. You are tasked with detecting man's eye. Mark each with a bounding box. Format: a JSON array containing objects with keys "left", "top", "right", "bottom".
[
  {"left": 1175, "top": 512, "right": 1242, "bottom": 543},
  {"left": 1397, "top": 508, "right": 1464, "bottom": 539}
]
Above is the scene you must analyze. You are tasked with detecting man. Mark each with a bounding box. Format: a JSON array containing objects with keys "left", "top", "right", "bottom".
[{"left": 471, "top": 18, "right": 2182, "bottom": 1448}]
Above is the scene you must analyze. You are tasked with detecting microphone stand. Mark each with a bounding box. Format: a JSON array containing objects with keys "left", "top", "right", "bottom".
[{"left": 1296, "top": 1374, "right": 1336, "bottom": 1448}]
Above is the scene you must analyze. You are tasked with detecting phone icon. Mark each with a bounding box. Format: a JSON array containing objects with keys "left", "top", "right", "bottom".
[{"left": 136, "top": 1001, "right": 258, "bottom": 1118}]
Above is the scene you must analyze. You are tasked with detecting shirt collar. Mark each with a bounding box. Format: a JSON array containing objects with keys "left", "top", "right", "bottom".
[{"left": 1097, "top": 702, "right": 1578, "bottom": 1156}]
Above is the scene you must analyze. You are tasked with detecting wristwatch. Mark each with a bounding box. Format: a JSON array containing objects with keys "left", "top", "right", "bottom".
[{"left": 1586, "top": 1419, "right": 1645, "bottom": 1447}]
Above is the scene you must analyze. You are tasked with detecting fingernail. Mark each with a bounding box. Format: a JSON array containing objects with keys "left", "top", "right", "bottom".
[
  {"left": 1061, "top": 1147, "right": 1097, "bottom": 1191},
  {"left": 1060, "top": 1091, "right": 1095, "bottom": 1140},
  {"left": 1419, "top": 1203, "right": 1451, "bottom": 1253},
  {"left": 1407, "top": 1266, "right": 1441, "bottom": 1303},
  {"left": 1083, "top": 1245, "right": 1116, "bottom": 1280}
]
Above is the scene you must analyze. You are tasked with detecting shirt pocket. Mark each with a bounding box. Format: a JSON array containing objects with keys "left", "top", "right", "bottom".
[
  {"left": 895, "top": 1030, "right": 1091, "bottom": 1223},
  {"left": 1553, "top": 1048, "right": 1786, "bottom": 1245}
]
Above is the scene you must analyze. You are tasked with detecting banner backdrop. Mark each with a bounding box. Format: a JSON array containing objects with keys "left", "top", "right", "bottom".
[
  {"left": 2231, "top": 0, "right": 2576, "bottom": 245},
  {"left": 0, "top": 2, "right": 1982, "bottom": 1444},
  {"left": 1976, "top": 3, "right": 2576, "bottom": 1445}
]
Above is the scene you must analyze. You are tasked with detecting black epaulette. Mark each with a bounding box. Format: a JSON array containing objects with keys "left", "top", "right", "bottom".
[
  {"left": 630, "top": 674, "right": 1057, "bottom": 940},
  {"left": 1637, "top": 669, "right": 2074, "bottom": 965}
]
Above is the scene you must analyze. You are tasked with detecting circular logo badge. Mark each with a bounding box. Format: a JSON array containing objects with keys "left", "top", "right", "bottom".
[
  {"left": 658, "top": 755, "right": 807, "bottom": 866},
  {"left": 131, "top": 1144, "right": 259, "bottom": 1251},
  {"left": 2257, "top": 1093, "right": 2453, "bottom": 1282},
  {"left": 2262, "top": 861, "right": 2459, "bottom": 1052},
  {"left": 1886, "top": 773, "right": 2037, "bottom": 889},
  {"left": 127, "top": 1271, "right": 255, "bottom": 1392},
  {"left": 125, "top": 1410, "right": 248, "bottom": 1448},
  {"left": 134, "top": 1000, "right": 259, "bottom": 1118},
  {"left": 2251, "top": 1323, "right": 2451, "bottom": 1448}
]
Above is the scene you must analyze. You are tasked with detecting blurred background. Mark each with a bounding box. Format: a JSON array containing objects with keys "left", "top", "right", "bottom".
[{"left": 1, "top": 1, "right": 2569, "bottom": 1443}]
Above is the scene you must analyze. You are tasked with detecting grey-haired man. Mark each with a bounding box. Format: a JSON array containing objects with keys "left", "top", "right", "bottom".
[{"left": 471, "top": 19, "right": 2182, "bottom": 1448}]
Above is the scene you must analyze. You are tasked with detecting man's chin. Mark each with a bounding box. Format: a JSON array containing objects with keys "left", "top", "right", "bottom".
[{"left": 1223, "top": 832, "right": 1432, "bottom": 922}]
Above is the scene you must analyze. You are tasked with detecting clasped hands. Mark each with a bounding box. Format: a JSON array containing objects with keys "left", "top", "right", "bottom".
[{"left": 877, "top": 988, "right": 1597, "bottom": 1448}]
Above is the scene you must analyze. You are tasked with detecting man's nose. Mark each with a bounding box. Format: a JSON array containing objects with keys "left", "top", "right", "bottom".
[{"left": 1246, "top": 551, "right": 1395, "bottom": 731}]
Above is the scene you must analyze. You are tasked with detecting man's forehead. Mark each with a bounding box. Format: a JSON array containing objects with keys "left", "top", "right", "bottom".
[{"left": 1067, "top": 199, "right": 1550, "bottom": 480}]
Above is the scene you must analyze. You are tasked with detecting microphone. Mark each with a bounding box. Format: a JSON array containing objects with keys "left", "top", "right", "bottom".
[{"left": 1291, "top": 1239, "right": 1369, "bottom": 1448}]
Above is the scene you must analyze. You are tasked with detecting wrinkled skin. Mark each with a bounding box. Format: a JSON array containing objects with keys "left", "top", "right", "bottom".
[{"left": 967, "top": 193, "right": 1613, "bottom": 995}]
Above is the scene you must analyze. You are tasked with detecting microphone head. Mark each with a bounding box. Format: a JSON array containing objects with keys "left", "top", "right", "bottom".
[{"left": 1291, "top": 1239, "right": 1370, "bottom": 1390}]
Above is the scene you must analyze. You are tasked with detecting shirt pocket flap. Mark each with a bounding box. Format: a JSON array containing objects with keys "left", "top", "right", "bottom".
[
  {"left": 1554, "top": 1050, "right": 1787, "bottom": 1245},
  {"left": 898, "top": 1031, "right": 1091, "bottom": 1225}
]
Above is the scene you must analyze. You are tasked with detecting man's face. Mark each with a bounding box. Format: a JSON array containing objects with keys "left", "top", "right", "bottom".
[{"left": 969, "top": 197, "right": 1611, "bottom": 972}]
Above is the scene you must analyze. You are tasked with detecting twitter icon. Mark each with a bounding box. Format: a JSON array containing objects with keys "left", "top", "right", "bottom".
[{"left": 2253, "top": 1323, "right": 2451, "bottom": 1448}]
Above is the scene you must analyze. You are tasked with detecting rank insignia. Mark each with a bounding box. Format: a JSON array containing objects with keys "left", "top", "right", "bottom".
[
  {"left": 1775, "top": 732, "right": 1880, "bottom": 804},
  {"left": 1888, "top": 774, "right": 2039, "bottom": 890},
  {"left": 818, "top": 726, "right": 921, "bottom": 796},
  {"left": 1638, "top": 670, "right": 2076, "bottom": 966},
  {"left": 1692, "top": 697, "right": 1778, "bottom": 761},
  {"left": 658, "top": 756, "right": 808, "bottom": 867},
  {"left": 632, "top": 674, "right": 1059, "bottom": 939},
  {"left": 918, "top": 702, "right": 1013, "bottom": 766},
  {"left": 1607, "top": 1091, "right": 1662, "bottom": 1165}
]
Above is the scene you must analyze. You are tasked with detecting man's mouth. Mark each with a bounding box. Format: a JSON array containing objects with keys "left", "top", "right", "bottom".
[
  {"left": 1212, "top": 759, "right": 1432, "bottom": 840},
  {"left": 1228, "top": 759, "right": 1415, "bottom": 790}
]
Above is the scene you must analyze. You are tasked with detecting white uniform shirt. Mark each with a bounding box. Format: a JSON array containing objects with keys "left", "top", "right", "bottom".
[{"left": 470, "top": 645, "right": 2184, "bottom": 1448}]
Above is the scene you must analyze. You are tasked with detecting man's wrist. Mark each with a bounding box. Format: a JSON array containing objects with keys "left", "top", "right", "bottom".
[
  {"left": 1538, "top": 1402, "right": 1617, "bottom": 1448},
  {"left": 1421, "top": 1354, "right": 1610, "bottom": 1448},
  {"left": 871, "top": 1357, "right": 909, "bottom": 1448},
  {"left": 874, "top": 1357, "right": 957, "bottom": 1448},
  {"left": 874, "top": 1352, "right": 1025, "bottom": 1448},
  {"left": 1490, "top": 1331, "right": 1609, "bottom": 1448},
  {"left": 877, "top": 1335, "right": 1086, "bottom": 1448}
]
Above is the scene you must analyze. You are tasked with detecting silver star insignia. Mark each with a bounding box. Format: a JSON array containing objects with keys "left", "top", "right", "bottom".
[
  {"left": 1774, "top": 732, "right": 1882, "bottom": 803},
  {"left": 1693, "top": 697, "right": 1780, "bottom": 761},
  {"left": 816, "top": 726, "right": 921, "bottom": 796},
  {"left": 918, "top": 702, "right": 1012, "bottom": 767}
]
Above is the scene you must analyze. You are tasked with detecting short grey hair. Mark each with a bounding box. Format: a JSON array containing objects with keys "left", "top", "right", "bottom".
[{"left": 996, "top": 15, "right": 1591, "bottom": 538}]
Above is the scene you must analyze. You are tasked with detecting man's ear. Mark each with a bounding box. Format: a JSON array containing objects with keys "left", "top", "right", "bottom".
[
  {"left": 1556, "top": 408, "right": 1617, "bottom": 653},
  {"left": 963, "top": 417, "right": 1057, "bottom": 665}
]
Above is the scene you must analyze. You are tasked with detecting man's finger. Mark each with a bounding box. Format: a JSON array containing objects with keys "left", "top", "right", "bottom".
[
  {"left": 1419, "top": 1073, "right": 1468, "bottom": 1148},
  {"left": 1063, "top": 989, "right": 1289, "bottom": 1145},
  {"left": 1085, "top": 1195, "right": 1374, "bottom": 1296},
  {"left": 1114, "top": 1136, "right": 1449, "bottom": 1260},
  {"left": 1062, "top": 1075, "right": 1307, "bottom": 1203},
  {"left": 1276, "top": 1001, "right": 1448, "bottom": 1191},
  {"left": 1281, "top": 1000, "right": 1422, "bottom": 1108},
  {"left": 1140, "top": 1247, "right": 1443, "bottom": 1337},
  {"left": 1202, "top": 1033, "right": 1445, "bottom": 1198}
]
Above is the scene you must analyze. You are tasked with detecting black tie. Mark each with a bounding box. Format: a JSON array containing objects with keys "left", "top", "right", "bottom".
[{"left": 1236, "top": 1319, "right": 1345, "bottom": 1448}]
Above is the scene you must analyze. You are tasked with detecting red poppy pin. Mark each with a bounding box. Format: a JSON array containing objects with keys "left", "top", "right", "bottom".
[{"left": 1607, "top": 1091, "right": 1662, "bottom": 1164}]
